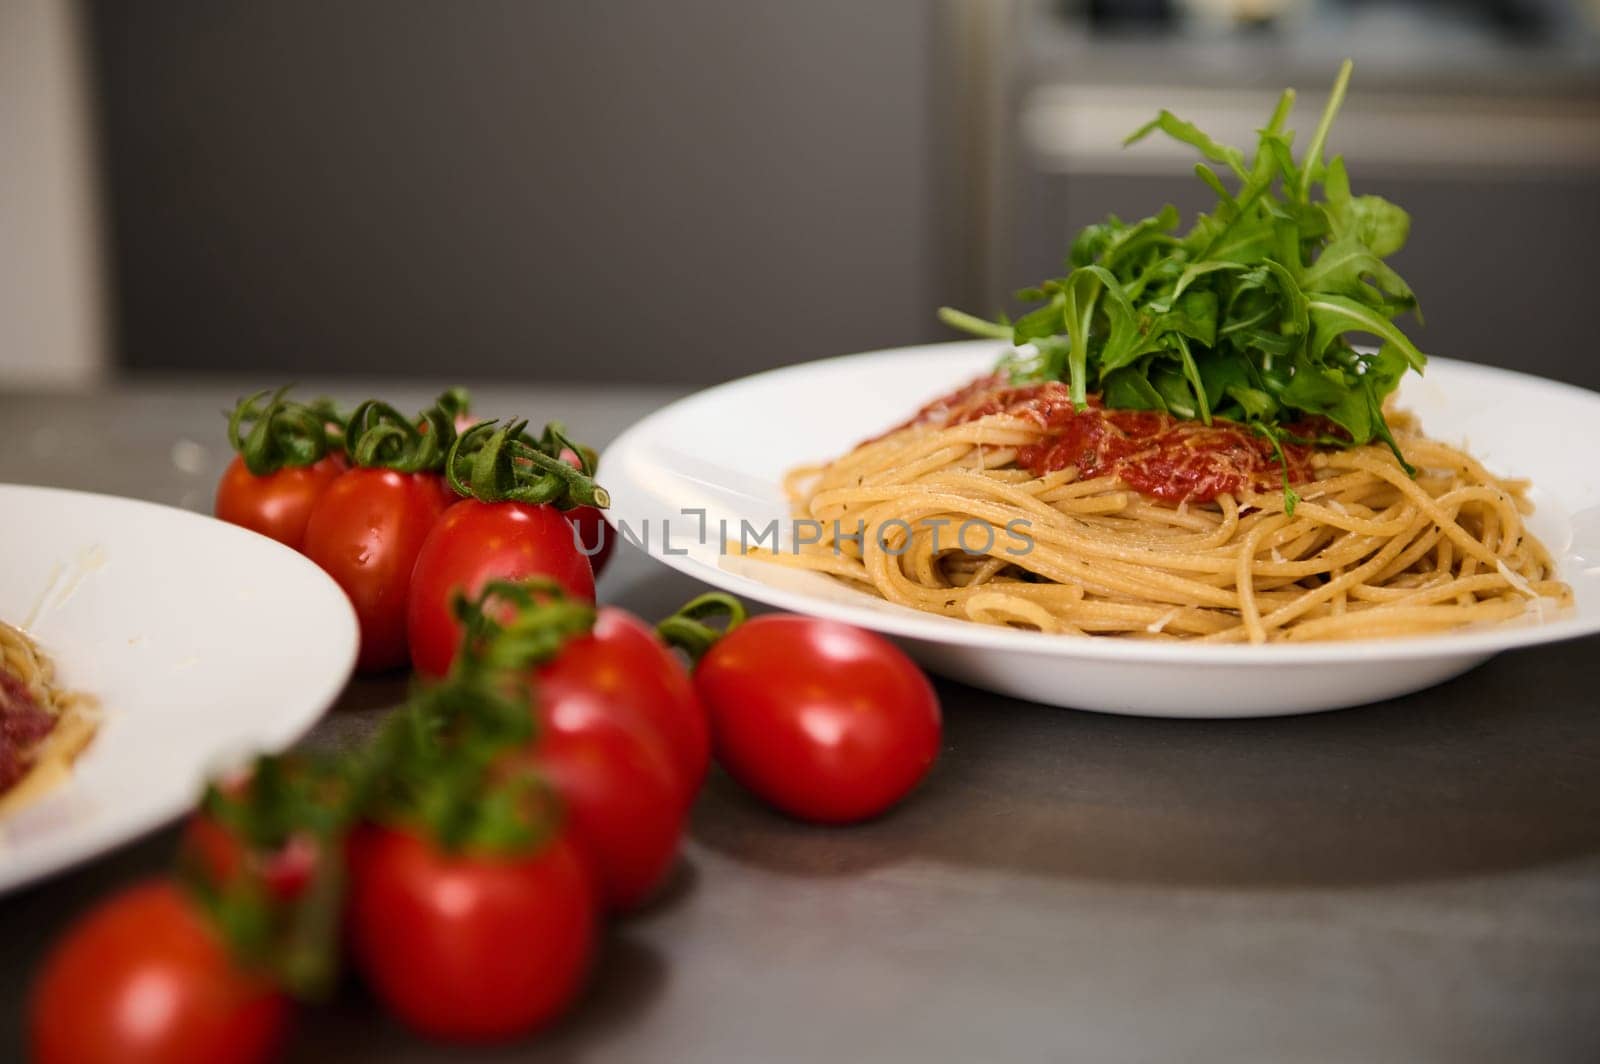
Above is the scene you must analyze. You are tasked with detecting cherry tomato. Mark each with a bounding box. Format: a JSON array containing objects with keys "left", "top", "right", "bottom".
[
  {"left": 528, "top": 700, "right": 686, "bottom": 911},
  {"left": 408, "top": 500, "right": 596, "bottom": 678},
  {"left": 555, "top": 446, "right": 614, "bottom": 579},
  {"left": 538, "top": 607, "right": 708, "bottom": 796},
  {"left": 303, "top": 469, "right": 452, "bottom": 672},
  {"left": 30, "top": 881, "right": 288, "bottom": 1064},
  {"left": 695, "top": 616, "right": 941, "bottom": 824},
  {"left": 181, "top": 812, "right": 319, "bottom": 901},
  {"left": 214, "top": 453, "right": 346, "bottom": 551},
  {"left": 346, "top": 825, "right": 595, "bottom": 1042},
  {"left": 566, "top": 504, "right": 614, "bottom": 579}
]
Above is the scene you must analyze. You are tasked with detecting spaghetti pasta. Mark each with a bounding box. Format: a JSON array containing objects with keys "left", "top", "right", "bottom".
[
  {"left": 750, "top": 379, "right": 1570, "bottom": 644},
  {"left": 1, "top": 620, "right": 97, "bottom": 815}
]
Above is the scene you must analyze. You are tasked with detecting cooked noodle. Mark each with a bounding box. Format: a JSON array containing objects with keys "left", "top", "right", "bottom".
[
  {"left": 1, "top": 620, "right": 97, "bottom": 815},
  {"left": 750, "top": 402, "right": 1571, "bottom": 644}
]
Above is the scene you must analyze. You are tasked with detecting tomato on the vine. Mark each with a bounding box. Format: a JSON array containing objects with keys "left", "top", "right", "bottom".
[
  {"left": 454, "top": 584, "right": 707, "bottom": 804},
  {"left": 538, "top": 607, "right": 707, "bottom": 795},
  {"left": 30, "top": 881, "right": 288, "bottom": 1064},
  {"left": 432, "top": 386, "right": 479, "bottom": 434},
  {"left": 409, "top": 500, "right": 594, "bottom": 677},
  {"left": 304, "top": 468, "right": 451, "bottom": 672},
  {"left": 444, "top": 584, "right": 698, "bottom": 909},
  {"left": 529, "top": 698, "right": 686, "bottom": 911},
  {"left": 664, "top": 597, "right": 942, "bottom": 824},
  {"left": 182, "top": 810, "right": 319, "bottom": 900},
  {"left": 302, "top": 397, "right": 463, "bottom": 672},
  {"left": 347, "top": 676, "right": 600, "bottom": 1041},
  {"left": 346, "top": 824, "right": 595, "bottom": 1041},
  {"left": 214, "top": 389, "right": 348, "bottom": 550},
  {"left": 565, "top": 503, "right": 614, "bottom": 579},
  {"left": 216, "top": 453, "right": 347, "bottom": 551},
  {"left": 557, "top": 445, "right": 615, "bottom": 579},
  {"left": 179, "top": 753, "right": 351, "bottom": 907},
  {"left": 408, "top": 419, "right": 609, "bottom": 677}
]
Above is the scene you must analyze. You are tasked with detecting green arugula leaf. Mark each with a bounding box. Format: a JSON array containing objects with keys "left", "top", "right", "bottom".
[
  {"left": 1104, "top": 365, "right": 1167, "bottom": 411},
  {"left": 1225, "top": 384, "right": 1277, "bottom": 420},
  {"left": 1254, "top": 424, "right": 1303, "bottom": 514},
  {"left": 1125, "top": 111, "right": 1248, "bottom": 179},
  {"left": 1060, "top": 269, "right": 1106, "bottom": 406},
  {"left": 937, "top": 306, "right": 1012, "bottom": 340},
  {"left": 939, "top": 59, "right": 1428, "bottom": 502},
  {"left": 1151, "top": 363, "right": 1201, "bottom": 419},
  {"left": 1307, "top": 294, "right": 1426, "bottom": 371},
  {"left": 1301, "top": 233, "right": 1415, "bottom": 310},
  {"left": 1012, "top": 294, "right": 1066, "bottom": 345}
]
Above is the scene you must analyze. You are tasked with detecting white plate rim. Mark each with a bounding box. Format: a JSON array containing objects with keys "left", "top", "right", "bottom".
[{"left": 603, "top": 341, "right": 1600, "bottom": 667}]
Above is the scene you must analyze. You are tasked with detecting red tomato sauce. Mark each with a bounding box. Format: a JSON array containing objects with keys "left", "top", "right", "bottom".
[
  {"left": 0, "top": 670, "right": 56, "bottom": 793},
  {"left": 892, "top": 376, "right": 1315, "bottom": 505}
]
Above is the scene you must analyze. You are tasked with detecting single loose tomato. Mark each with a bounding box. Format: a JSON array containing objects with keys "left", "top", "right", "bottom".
[
  {"left": 303, "top": 468, "right": 452, "bottom": 672},
  {"left": 538, "top": 607, "right": 707, "bottom": 796},
  {"left": 30, "top": 881, "right": 288, "bottom": 1064},
  {"left": 408, "top": 500, "right": 595, "bottom": 678},
  {"left": 528, "top": 704, "right": 686, "bottom": 911},
  {"left": 215, "top": 452, "right": 346, "bottom": 551},
  {"left": 695, "top": 616, "right": 941, "bottom": 824},
  {"left": 346, "top": 825, "right": 596, "bottom": 1042}
]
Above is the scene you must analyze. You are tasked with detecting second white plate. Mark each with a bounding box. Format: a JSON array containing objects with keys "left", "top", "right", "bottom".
[
  {"left": 0, "top": 485, "right": 358, "bottom": 892},
  {"left": 602, "top": 341, "right": 1600, "bottom": 717}
]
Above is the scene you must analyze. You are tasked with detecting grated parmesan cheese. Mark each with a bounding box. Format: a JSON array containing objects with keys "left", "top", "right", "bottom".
[
  {"left": 1146, "top": 607, "right": 1182, "bottom": 634},
  {"left": 1496, "top": 559, "right": 1538, "bottom": 600}
]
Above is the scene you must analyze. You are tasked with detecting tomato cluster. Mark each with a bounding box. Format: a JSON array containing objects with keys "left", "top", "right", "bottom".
[
  {"left": 211, "top": 388, "right": 614, "bottom": 673},
  {"left": 28, "top": 389, "right": 945, "bottom": 1060}
]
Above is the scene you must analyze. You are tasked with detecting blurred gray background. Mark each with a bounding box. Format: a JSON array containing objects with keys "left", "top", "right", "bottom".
[{"left": 4, "top": 0, "right": 1599, "bottom": 388}]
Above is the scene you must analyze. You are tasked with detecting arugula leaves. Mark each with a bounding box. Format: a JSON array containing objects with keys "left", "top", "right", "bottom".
[{"left": 939, "top": 60, "right": 1424, "bottom": 471}]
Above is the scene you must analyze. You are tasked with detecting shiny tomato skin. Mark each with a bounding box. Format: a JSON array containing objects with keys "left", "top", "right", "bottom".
[
  {"left": 302, "top": 469, "right": 452, "bottom": 672},
  {"left": 555, "top": 446, "right": 614, "bottom": 579},
  {"left": 408, "top": 500, "right": 596, "bottom": 678},
  {"left": 531, "top": 703, "right": 687, "bottom": 911},
  {"left": 565, "top": 505, "right": 614, "bottom": 579},
  {"left": 538, "top": 608, "right": 708, "bottom": 797},
  {"left": 30, "top": 881, "right": 288, "bottom": 1064},
  {"left": 346, "top": 826, "right": 596, "bottom": 1042},
  {"left": 696, "top": 616, "right": 941, "bottom": 824},
  {"left": 214, "top": 453, "right": 346, "bottom": 551}
]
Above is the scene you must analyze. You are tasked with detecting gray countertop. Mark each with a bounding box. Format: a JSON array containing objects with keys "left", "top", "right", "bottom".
[{"left": 2, "top": 380, "right": 1598, "bottom": 1063}]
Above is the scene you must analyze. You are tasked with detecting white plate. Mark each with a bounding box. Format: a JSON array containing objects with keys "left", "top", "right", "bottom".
[
  {"left": 603, "top": 341, "right": 1600, "bottom": 717},
  {"left": 0, "top": 485, "right": 358, "bottom": 891}
]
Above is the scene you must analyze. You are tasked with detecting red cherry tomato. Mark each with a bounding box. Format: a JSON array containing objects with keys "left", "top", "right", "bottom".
[
  {"left": 529, "top": 703, "right": 685, "bottom": 911},
  {"left": 214, "top": 453, "right": 346, "bottom": 551},
  {"left": 303, "top": 469, "right": 452, "bottom": 672},
  {"left": 566, "top": 504, "right": 614, "bottom": 579},
  {"left": 408, "top": 500, "right": 596, "bottom": 678},
  {"left": 695, "top": 616, "right": 941, "bottom": 824},
  {"left": 538, "top": 607, "right": 708, "bottom": 796},
  {"left": 346, "top": 825, "right": 596, "bottom": 1042},
  {"left": 555, "top": 446, "right": 614, "bottom": 579},
  {"left": 181, "top": 812, "right": 319, "bottom": 901},
  {"left": 30, "top": 881, "right": 288, "bottom": 1064}
]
